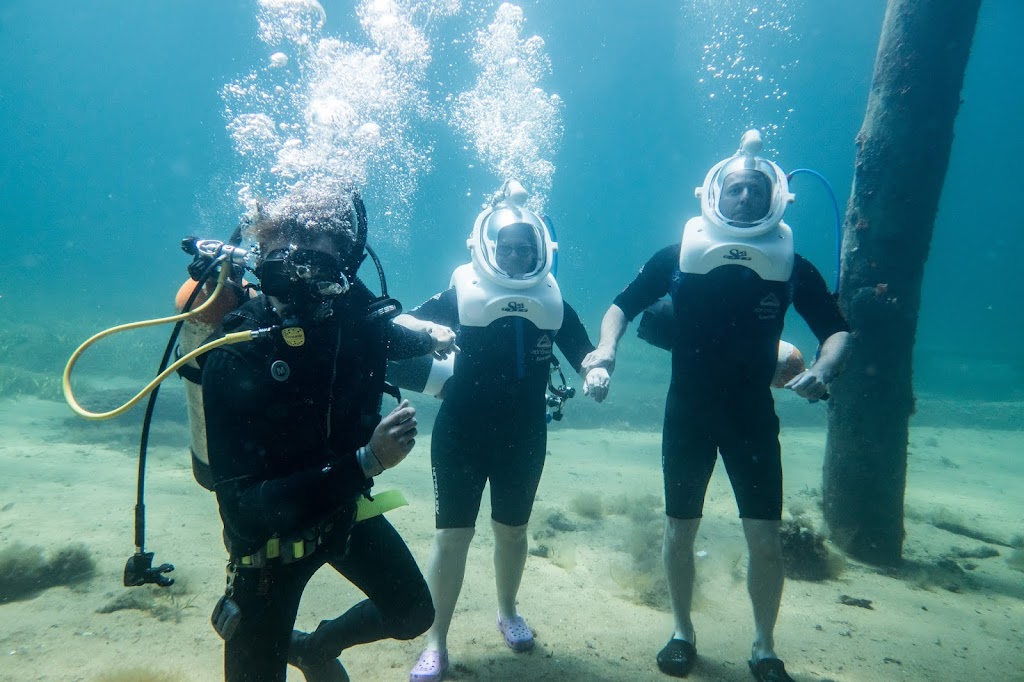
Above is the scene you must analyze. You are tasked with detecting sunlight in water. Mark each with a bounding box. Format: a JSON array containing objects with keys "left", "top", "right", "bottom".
[
  {"left": 223, "top": 0, "right": 459, "bottom": 236},
  {"left": 451, "top": 3, "right": 563, "bottom": 214},
  {"left": 223, "top": 1, "right": 560, "bottom": 229},
  {"left": 685, "top": 0, "right": 801, "bottom": 143}
]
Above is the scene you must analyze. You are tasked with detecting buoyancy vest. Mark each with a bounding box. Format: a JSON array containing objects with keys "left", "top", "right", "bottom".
[{"left": 187, "top": 283, "right": 390, "bottom": 490}]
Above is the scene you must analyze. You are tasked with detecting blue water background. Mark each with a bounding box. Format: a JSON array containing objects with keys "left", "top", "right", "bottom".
[{"left": 0, "top": 0, "right": 1020, "bottom": 411}]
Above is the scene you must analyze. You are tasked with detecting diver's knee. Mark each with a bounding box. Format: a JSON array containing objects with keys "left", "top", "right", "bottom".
[
  {"left": 742, "top": 518, "right": 782, "bottom": 557},
  {"left": 491, "top": 519, "right": 528, "bottom": 544},
  {"left": 664, "top": 516, "right": 700, "bottom": 546},
  {"left": 390, "top": 593, "right": 435, "bottom": 640},
  {"left": 434, "top": 526, "right": 475, "bottom": 552}
]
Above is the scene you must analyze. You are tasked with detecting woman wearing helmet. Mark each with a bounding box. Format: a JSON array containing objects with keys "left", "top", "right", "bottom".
[{"left": 399, "top": 181, "right": 603, "bottom": 682}]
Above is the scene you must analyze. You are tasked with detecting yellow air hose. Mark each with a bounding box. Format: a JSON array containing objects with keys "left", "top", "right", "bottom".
[{"left": 63, "top": 265, "right": 259, "bottom": 420}]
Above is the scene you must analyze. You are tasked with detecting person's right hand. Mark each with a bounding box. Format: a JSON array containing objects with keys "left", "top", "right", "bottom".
[
  {"left": 581, "top": 346, "right": 616, "bottom": 375},
  {"left": 368, "top": 400, "right": 418, "bottom": 469}
]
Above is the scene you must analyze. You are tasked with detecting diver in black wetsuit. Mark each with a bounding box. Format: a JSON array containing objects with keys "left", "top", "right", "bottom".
[
  {"left": 200, "top": 189, "right": 455, "bottom": 682},
  {"left": 582, "top": 131, "right": 852, "bottom": 682},
  {"left": 398, "top": 182, "right": 601, "bottom": 682}
]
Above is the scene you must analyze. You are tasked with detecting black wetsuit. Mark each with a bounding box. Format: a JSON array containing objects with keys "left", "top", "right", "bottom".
[
  {"left": 614, "top": 245, "right": 848, "bottom": 520},
  {"left": 202, "top": 281, "right": 436, "bottom": 682},
  {"left": 409, "top": 288, "right": 595, "bottom": 528}
]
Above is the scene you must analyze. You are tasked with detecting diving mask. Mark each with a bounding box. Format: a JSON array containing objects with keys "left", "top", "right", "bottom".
[{"left": 256, "top": 247, "right": 351, "bottom": 306}]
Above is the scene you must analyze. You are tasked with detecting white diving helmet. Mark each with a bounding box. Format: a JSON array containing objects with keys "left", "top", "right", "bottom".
[
  {"left": 696, "top": 129, "right": 795, "bottom": 237},
  {"left": 467, "top": 180, "right": 557, "bottom": 290}
]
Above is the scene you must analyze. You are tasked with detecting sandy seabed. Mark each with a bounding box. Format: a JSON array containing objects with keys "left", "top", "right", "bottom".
[{"left": 0, "top": 396, "right": 1021, "bottom": 682}]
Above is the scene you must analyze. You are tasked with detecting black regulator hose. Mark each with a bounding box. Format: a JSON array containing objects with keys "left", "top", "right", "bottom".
[{"left": 125, "top": 254, "right": 224, "bottom": 588}]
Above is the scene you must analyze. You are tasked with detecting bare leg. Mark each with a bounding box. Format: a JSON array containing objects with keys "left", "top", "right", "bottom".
[
  {"left": 742, "top": 518, "right": 784, "bottom": 662},
  {"left": 663, "top": 516, "right": 701, "bottom": 643},
  {"left": 423, "top": 527, "right": 475, "bottom": 652},
  {"left": 492, "top": 520, "right": 528, "bottom": 620}
]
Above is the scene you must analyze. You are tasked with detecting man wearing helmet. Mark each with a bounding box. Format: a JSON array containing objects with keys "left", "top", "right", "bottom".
[{"left": 582, "top": 132, "right": 851, "bottom": 682}]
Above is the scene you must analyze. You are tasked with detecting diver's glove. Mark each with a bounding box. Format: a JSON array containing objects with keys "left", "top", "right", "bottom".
[{"left": 583, "top": 367, "right": 611, "bottom": 403}]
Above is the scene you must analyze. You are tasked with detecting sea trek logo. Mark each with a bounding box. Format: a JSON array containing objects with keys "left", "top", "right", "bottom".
[
  {"left": 501, "top": 301, "right": 528, "bottom": 313},
  {"left": 724, "top": 248, "right": 752, "bottom": 261}
]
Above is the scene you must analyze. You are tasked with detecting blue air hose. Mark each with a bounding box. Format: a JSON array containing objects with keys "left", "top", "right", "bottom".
[{"left": 787, "top": 168, "right": 841, "bottom": 293}]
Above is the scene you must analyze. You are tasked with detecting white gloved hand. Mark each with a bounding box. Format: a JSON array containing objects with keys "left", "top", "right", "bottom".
[{"left": 583, "top": 367, "right": 611, "bottom": 403}]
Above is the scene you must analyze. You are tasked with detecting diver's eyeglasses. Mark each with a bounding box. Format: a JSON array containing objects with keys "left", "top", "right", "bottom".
[{"left": 496, "top": 245, "right": 535, "bottom": 258}]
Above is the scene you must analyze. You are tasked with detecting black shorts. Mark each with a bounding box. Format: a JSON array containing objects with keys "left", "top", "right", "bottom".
[
  {"left": 431, "top": 401, "right": 547, "bottom": 529},
  {"left": 662, "top": 384, "right": 782, "bottom": 520}
]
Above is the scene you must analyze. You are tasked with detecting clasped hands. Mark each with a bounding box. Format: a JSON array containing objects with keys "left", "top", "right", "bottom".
[{"left": 580, "top": 347, "right": 615, "bottom": 403}]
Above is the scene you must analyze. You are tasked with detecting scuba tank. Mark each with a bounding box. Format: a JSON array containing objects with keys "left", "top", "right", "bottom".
[
  {"left": 387, "top": 352, "right": 454, "bottom": 398},
  {"left": 175, "top": 232, "right": 252, "bottom": 490}
]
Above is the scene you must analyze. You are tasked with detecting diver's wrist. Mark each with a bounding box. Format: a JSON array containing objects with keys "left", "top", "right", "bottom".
[{"left": 357, "top": 445, "right": 385, "bottom": 478}]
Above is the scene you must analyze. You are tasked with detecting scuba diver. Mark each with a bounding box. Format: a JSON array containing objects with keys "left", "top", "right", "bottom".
[
  {"left": 199, "top": 188, "right": 454, "bottom": 682},
  {"left": 397, "top": 181, "right": 602, "bottom": 682},
  {"left": 581, "top": 131, "right": 851, "bottom": 682}
]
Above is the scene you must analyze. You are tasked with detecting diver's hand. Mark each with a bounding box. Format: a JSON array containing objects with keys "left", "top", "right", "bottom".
[
  {"left": 785, "top": 367, "right": 830, "bottom": 402},
  {"left": 368, "top": 400, "right": 418, "bottom": 469},
  {"left": 583, "top": 367, "right": 611, "bottom": 403},
  {"left": 426, "top": 324, "right": 458, "bottom": 359},
  {"left": 582, "top": 346, "right": 616, "bottom": 375}
]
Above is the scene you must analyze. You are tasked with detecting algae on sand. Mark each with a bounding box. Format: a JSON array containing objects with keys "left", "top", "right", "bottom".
[{"left": 0, "top": 541, "right": 96, "bottom": 603}]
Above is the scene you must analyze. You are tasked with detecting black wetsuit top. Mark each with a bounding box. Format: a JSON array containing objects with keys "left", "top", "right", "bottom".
[
  {"left": 202, "top": 281, "right": 434, "bottom": 557},
  {"left": 411, "top": 288, "right": 594, "bottom": 413},
  {"left": 409, "top": 287, "right": 595, "bottom": 527},
  {"left": 615, "top": 245, "right": 848, "bottom": 392}
]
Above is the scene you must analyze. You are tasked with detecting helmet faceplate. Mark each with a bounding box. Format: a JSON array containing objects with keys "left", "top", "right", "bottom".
[
  {"left": 696, "top": 130, "right": 794, "bottom": 238},
  {"left": 468, "top": 180, "right": 557, "bottom": 290}
]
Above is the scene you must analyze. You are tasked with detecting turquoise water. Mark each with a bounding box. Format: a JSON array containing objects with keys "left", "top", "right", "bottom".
[
  {"left": 2, "top": 1, "right": 1020, "bottom": 403},
  {"left": 0, "top": 1, "right": 1021, "bottom": 680}
]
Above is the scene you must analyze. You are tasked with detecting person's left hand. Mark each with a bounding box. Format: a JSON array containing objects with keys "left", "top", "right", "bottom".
[{"left": 785, "top": 366, "right": 830, "bottom": 401}]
